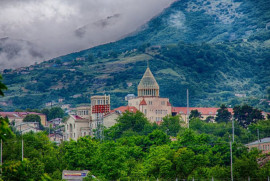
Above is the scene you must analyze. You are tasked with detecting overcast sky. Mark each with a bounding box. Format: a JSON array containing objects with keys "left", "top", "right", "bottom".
[{"left": 0, "top": 0, "right": 175, "bottom": 69}]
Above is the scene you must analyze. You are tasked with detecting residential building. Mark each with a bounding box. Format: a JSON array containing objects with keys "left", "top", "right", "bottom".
[
  {"left": 64, "top": 115, "right": 91, "bottom": 141},
  {"left": 14, "top": 122, "right": 40, "bottom": 134},
  {"left": 171, "top": 107, "right": 233, "bottom": 123},
  {"left": 47, "top": 118, "right": 62, "bottom": 128},
  {"left": 76, "top": 106, "right": 91, "bottom": 119},
  {"left": 246, "top": 137, "right": 270, "bottom": 154},
  {"left": 103, "top": 106, "right": 138, "bottom": 128},
  {"left": 128, "top": 67, "right": 172, "bottom": 122},
  {"left": 0, "top": 112, "right": 47, "bottom": 126},
  {"left": 49, "top": 133, "right": 63, "bottom": 144},
  {"left": 90, "top": 95, "right": 110, "bottom": 131}
]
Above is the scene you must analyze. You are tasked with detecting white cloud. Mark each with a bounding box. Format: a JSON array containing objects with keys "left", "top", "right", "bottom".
[{"left": 0, "top": 0, "right": 175, "bottom": 69}]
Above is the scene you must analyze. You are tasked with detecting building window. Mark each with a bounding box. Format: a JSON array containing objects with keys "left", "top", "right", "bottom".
[
  {"left": 74, "top": 133, "right": 75, "bottom": 138},
  {"left": 161, "top": 101, "right": 165, "bottom": 105},
  {"left": 84, "top": 132, "right": 86, "bottom": 136},
  {"left": 149, "top": 101, "right": 152, "bottom": 105},
  {"left": 144, "top": 109, "right": 147, "bottom": 115},
  {"left": 67, "top": 125, "right": 68, "bottom": 130}
]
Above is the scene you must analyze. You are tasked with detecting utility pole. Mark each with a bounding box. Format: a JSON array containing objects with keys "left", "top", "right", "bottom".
[
  {"left": 1, "top": 139, "right": 2, "bottom": 174},
  {"left": 187, "top": 89, "right": 189, "bottom": 129},
  {"left": 257, "top": 128, "right": 260, "bottom": 150},
  {"left": 230, "top": 135, "right": 233, "bottom": 181},
  {"left": 232, "top": 119, "right": 235, "bottom": 142},
  {"left": 22, "top": 139, "right": 24, "bottom": 161}
]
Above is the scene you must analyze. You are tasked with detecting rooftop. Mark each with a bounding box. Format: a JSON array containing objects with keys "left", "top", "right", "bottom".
[{"left": 138, "top": 68, "right": 159, "bottom": 90}]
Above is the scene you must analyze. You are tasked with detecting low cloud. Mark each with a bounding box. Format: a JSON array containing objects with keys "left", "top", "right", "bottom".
[{"left": 0, "top": 0, "right": 175, "bottom": 69}]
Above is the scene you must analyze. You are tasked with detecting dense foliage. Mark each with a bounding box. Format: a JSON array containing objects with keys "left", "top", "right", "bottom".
[{"left": 1, "top": 110, "right": 270, "bottom": 180}]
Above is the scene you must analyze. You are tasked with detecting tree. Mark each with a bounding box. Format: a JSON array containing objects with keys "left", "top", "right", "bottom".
[
  {"left": 0, "top": 74, "right": 7, "bottom": 96},
  {"left": 117, "top": 111, "right": 150, "bottom": 134},
  {"left": 144, "top": 145, "right": 174, "bottom": 179},
  {"left": 23, "top": 114, "right": 41, "bottom": 123},
  {"left": 0, "top": 116, "right": 14, "bottom": 140},
  {"left": 160, "top": 115, "right": 181, "bottom": 136},
  {"left": 173, "top": 147, "right": 208, "bottom": 180},
  {"left": 215, "top": 104, "right": 232, "bottom": 123},
  {"left": 233, "top": 104, "right": 264, "bottom": 128},
  {"left": 48, "top": 107, "right": 64, "bottom": 120},
  {"left": 23, "top": 114, "right": 43, "bottom": 129},
  {"left": 189, "top": 110, "right": 202, "bottom": 119}
]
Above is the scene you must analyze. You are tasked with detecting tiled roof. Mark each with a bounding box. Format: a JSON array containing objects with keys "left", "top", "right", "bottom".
[
  {"left": 167, "top": 102, "right": 171, "bottom": 106},
  {"left": 246, "top": 137, "right": 270, "bottom": 146},
  {"left": 74, "top": 115, "right": 84, "bottom": 120},
  {"left": 139, "top": 99, "right": 147, "bottom": 106},
  {"left": 113, "top": 106, "right": 138, "bottom": 113},
  {"left": 0, "top": 112, "right": 45, "bottom": 118},
  {"left": 172, "top": 107, "right": 233, "bottom": 115}
]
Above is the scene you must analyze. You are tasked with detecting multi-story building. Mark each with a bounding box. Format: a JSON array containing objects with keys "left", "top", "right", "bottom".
[
  {"left": 128, "top": 67, "right": 172, "bottom": 122},
  {"left": 172, "top": 107, "right": 233, "bottom": 123},
  {"left": 246, "top": 137, "right": 270, "bottom": 154},
  {"left": 64, "top": 115, "right": 91, "bottom": 141}
]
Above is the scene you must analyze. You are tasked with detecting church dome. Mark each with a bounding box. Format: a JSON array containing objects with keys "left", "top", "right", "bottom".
[{"left": 138, "top": 67, "right": 159, "bottom": 97}]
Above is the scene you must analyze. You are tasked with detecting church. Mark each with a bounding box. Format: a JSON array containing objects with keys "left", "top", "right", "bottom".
[{"left": 128, "top": 66, "right": 172, "bottom": 123}]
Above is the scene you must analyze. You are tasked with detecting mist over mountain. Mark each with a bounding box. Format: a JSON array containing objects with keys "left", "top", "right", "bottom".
[
  {"left": 1, "top": 0, "right": 270, "bottom": 112},
  {"left": 0, "top": 0, "right": 175, "bottom": 69}
]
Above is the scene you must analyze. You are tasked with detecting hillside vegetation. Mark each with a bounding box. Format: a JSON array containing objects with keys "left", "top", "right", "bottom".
[{"left": 1, "top": 0, "right": 270, "bottom": 111}]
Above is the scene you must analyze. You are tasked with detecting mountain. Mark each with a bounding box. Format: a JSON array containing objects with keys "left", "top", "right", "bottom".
[{"left": 1, "top": 0, "right": 270, "bottom": 112}]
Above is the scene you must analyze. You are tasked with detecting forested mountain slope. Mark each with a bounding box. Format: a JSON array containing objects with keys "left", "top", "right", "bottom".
[{"left": 1, "top": 0, "right": 270, "bottom": 111}]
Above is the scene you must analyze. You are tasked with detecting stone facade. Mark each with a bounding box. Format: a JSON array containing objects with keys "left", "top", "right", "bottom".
[
  {"left": 172, "top": 107, "right": 233, "bottom": 123},
  {"left": 64, "top": 115, "right": 91, "bottom": 141},
  {"left": 128, "top": 67, "right": 172, "bottom": 122},
  {"left": 246, "top": 137, "right": 270, "bottom": 154}
]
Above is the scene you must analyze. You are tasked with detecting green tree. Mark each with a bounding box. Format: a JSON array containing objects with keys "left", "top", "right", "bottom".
[
  {"left": 144, "top": 145, "right": 174, "bottom": 179},
  {"left": 233, "top": 104, "right": 264, "bottom": 128},
  {"left": 0, "top": 74, "right": 7, "bottom": 96},
  {"left": 48, "top": 107, "right": 64, "bottom": 120},
  {"left": 23, "top": 114, "right": 43, "bottom": 129},
  {"left": 93, "top": 141, "right": 129, "bottom": 180},
  {"left": 189, "top": 110, "right": 202, "bottom": 120},
  {"left": 62, "top": 137, "right": 98, "bottom": 170},
  {"left": 0, "top": 116, "right": 14, "bottom": 140},
  {"left": 174, "top": 147, "right": 208, "bottom": 180},
  {"left": 160, "top": 115, "right": 181, "bottom": 136},
  {"left": 215, "top": 104, "right": 232, "bottom": 123},
  {"left": 117, "top": 111, "right": 150, "bottom": 133},
  {"left": 23, "top": 114, "right": 41, "bottom": 123}
]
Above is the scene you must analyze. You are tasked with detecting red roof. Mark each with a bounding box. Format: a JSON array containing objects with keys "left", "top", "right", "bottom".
[
  {"left": 113, "top": 106, "right": 138, "bottom": 113},
  {"left": 0, "top": 112, "right": 45, "bottom": 118},
  {"left": 74, "top": 115, "right": 84, "bottom": 120},
  {"left": 139, "top": 99, "right": 147, "bottom": 106},
  {"left": 172, "top": 107, "right": 233, "bottom": 115},
  {"left": 167, "top": 102, "right": 171, "bottom": 106}
]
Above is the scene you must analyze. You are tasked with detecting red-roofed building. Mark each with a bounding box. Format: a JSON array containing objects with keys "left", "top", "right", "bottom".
[
  {"left": 128, "top": 67, "right": 172, "bottom": 123},
  {"left": 113, "top": 106, "right": 138, "bottom": 113},
  {"left": 101, "top": 106, "right": 139, "bottom": 128},
  {"left": 64, "top": 115, "right": 91, "bottom": 141},
  {"left": 172, "top": 107, "right": 233, "bottom": 123},
  {"left": 139, "top": 99, "right": 147, "bottom": 106},
  {"left": 0, "top": 112, "right": 47, "bottom": 126}
]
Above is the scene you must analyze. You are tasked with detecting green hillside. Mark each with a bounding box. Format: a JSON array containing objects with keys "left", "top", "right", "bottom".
[{"left": 1, "top": 0, "right": 270, "bottom": 111}]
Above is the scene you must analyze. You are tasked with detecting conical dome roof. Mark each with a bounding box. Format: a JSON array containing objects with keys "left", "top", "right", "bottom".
[{"left": 138, "top": 68, "right": 159, "bottom": 90}]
